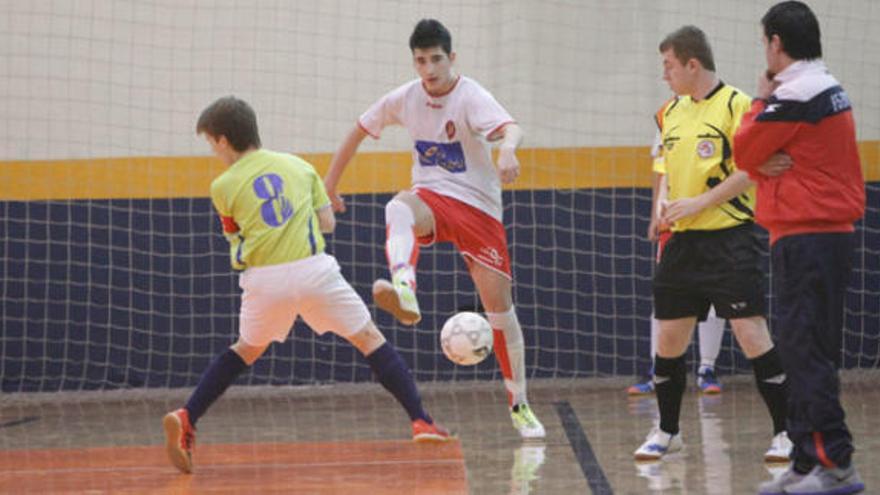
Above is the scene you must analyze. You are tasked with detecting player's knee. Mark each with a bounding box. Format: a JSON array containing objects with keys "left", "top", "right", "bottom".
[
  {"left": 730, "top": 316, "right": 773, "bottom": 357},
  {"left": 230, "top": 338, "right": 269, "bottom": 365},
  {"left": 347, "top": 321, "right": 387, "bottom": 355},
  {"left": 385, "top": 198, "right": 412, "bottom": 221},
  {"left": 486, "top": 306, "right": 523, "bottom": 344}
]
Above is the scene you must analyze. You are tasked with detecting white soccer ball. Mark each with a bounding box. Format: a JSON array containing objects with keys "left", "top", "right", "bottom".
[{"left": 440, "top": 311, "right": 494, "bottom": 366}]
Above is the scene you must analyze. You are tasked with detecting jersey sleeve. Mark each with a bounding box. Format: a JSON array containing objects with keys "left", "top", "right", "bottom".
[
  {"left": 733, "top": 97, "right": 801, "bottom": 180},
  {"left": 210, "top": 174, "right": 245, "bottom": 270},
  {"left": 651, "top": 98, "right": 675, "bottom": 175},
  {"left": 728, "top": 91, "right": 753, "bottom": 172},
  {"left": 311, "top": 166, "right": 331, "bottom": 210},
  {"left": 651, "top": 129, "right": 667, "bottom": 174},
  {"left": 358, "top": 84, "right": 406, "bottom": 139},
  {"left": 209, "top": 176, "right": 239, "bottom": 238},
  {"left": 465, "top": 83, "right": 515, "bottom": 140}
]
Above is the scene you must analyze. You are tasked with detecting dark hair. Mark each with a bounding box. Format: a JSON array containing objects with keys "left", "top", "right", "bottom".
[
  {"left": 196, "top": 96, "right": 261, "bottom": 152},
  {"left": 659, "top": 25, "right": 716, "bottom": 71},
  {"left": 409, "top": 19, "right": 452, "bottom": 54},
  {"left": 762, "top": 1, "right": 822, "bottom": 60}
]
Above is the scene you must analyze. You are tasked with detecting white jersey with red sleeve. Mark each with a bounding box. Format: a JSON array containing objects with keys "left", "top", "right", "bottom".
[{"left": 358, "top": 76, "right": 514, "bottom": 221}]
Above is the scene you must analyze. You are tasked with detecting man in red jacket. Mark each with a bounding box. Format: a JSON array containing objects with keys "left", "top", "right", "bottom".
[{"left": 734, "top": 2, "right": 866, "bottom": 494}]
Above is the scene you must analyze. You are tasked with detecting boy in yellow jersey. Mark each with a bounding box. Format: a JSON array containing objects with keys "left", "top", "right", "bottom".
[
  {"left": 633, "top": 26, "right": 792, "bottom": 464},
  {"left": 161, "top": 96, "right": 449, "bottom": 475}
]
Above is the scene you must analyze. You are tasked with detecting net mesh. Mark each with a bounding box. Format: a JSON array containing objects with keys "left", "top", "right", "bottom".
[{"left": 1, "top": 0, "right": 878, "bottom": 392}]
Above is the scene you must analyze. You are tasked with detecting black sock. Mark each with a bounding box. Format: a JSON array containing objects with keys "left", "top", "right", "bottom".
[
  {"left": 366, "top": 342, "right": 430, "bottom": 422},
  {"left": 751, "top": 347, "right": 789, "bottom": 435},
  {"left": 654, "top": 353, "right": 687, "bottom": 435},
  {"left": 185, "top": 348, "right": 249, "bottom": 426}
]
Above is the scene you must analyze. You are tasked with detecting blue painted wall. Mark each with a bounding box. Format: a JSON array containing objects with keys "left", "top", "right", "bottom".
[{"left": 2, "top": 187, "right": 878, "bottom": 392}]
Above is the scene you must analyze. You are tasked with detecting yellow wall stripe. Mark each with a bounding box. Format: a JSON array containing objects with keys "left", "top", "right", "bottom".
[{"left": 1, "top": 142, "right": 877, "bottom": 201}]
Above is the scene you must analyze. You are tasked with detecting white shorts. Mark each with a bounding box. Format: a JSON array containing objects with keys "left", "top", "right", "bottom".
[{"left": 238, "top": 253, "right": 371, "bottom": 347}]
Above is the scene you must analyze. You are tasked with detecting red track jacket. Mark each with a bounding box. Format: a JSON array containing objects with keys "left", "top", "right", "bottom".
[{"left": 733, "top": 60, "right": 865, "bottom": 244}]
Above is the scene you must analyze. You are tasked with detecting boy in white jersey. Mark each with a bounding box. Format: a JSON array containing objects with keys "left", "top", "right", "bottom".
[
  {"left": 161, "top": 96, "right": 449, "bottom": 475},
  {"left": 324, "top": 19, "right": 544, "bottom": 439}
]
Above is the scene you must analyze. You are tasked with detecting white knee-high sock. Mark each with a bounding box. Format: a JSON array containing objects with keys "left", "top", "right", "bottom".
[
  {"left": 487, "top": 306, "right": 527, "bottom": 407},
  {"left": 698, "top": 305, "right": 725, "bottom": 370},
  {"left": 385, "top": 199, "right": 417, "bottom": 284}
]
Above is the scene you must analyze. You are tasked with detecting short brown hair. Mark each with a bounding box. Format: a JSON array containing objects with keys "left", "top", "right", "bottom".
[
  {"left": 196, "top": 96, "right": 261, "bottom": 152},
  {"left": 659, "top": 25, "right": 716, "bottom": 71}
]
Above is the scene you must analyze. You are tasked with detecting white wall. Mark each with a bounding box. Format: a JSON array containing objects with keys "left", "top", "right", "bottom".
[{"left": 1, "top": 0, "right": 877, "bottom": 160}]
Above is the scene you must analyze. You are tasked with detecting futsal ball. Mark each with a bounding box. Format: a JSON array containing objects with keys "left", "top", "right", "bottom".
[{"left": 440, "top": 311, "right": 493, "bottom": 366}]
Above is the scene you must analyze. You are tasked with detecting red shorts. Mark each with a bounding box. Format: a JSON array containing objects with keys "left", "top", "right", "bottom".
[{"left": 414, "top": 188, "right": 512, "bottom": 278}]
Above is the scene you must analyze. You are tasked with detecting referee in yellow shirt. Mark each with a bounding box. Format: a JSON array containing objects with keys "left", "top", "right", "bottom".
[{"left": 633, "top": 26, "right": 792, "bottom": 465}]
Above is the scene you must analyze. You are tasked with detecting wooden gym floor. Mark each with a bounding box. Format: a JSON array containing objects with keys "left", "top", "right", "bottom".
[{"left": 1, "top": 374, "right": 877, "bottom": 494}]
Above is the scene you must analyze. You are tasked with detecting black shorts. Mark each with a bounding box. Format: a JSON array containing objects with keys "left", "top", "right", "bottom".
[{"left": 653, "top": 222, "right": 767, "bottom": 321}]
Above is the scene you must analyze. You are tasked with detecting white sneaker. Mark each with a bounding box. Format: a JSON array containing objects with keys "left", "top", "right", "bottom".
[
  {"left": 764, "top": 431, "right": 793, "bottom": 463},
  {"left": 372, "top": 277, "right": 421, "bottom": 325},
  {"left": 782, "top": 464, "right": 864, "bottom": 495},
  {"left": 758, "top": 464, "right": 807, "bottom": 495},
  {"left": 634, "top": 427, "right": 682, "bottom": 461}
]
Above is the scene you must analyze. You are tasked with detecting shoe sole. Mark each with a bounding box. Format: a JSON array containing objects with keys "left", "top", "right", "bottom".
[
  {"left": 413, "top": 433, "right": 453, "bottom": 443},
  {"left": 763, "top": 454, "right": 791, "bottom": 463},
  {"left": 634, "top": 444, "right": 682, "bottom": 461},
  {"left": 784, "top": 483, "right": 864, "bottom": 495},
  {"left": 627, "top": 388, "right": 654, "bottom": 396},
  {"left": 515, "top": 426, "right": 547, "bottom": 439},
  {"left": 700, "top": 386, "right": 722, "bottom": 395},
  {"left": 511, "top": 417, "right": 546, "bottom": 439},
  {"left": 163, "top": 413, "right": 193, "bottom": 474},
  {"left": 634, "top": 452, "right": 663, "bottom": 461},
  {"left": 373, "top": 279, "right": 421, "bottom": 325}
]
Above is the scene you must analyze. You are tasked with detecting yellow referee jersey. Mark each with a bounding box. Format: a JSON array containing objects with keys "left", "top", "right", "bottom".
[
  {"left": 654, "top": 83, "right": 755, "bottom": 231},
  {"left": 210, "top": 149, "right": 329, "bottom": 270}
]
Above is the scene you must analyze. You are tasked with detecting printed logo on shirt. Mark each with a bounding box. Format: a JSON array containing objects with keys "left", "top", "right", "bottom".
[
  {"left": 415, "top": 140, "right": 467, "bottom": 173},
  {"left": 696, "top": 139, "right": 715, "bottom": 158},
  {"left": 445, "top": 120, "right": 456, "bottom": 140},
  {"left": 830, "top": 90, "right": 851, "bottom": 113}
]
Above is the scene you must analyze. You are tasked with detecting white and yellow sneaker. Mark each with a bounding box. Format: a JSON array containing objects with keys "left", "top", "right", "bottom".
[
  {"left": 373, "top": 276, "right": 421, "bottom": 325},
  {"left": 511, "top": 403, "right": 545, "bottom": 439}
]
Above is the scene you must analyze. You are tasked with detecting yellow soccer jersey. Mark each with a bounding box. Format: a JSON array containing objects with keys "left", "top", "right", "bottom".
[
  {"left": 655, "top": 83, "right": 755, "bottom": 231},
  {"left": 210, "top": 149, "right": 329, "bottom": 270}
]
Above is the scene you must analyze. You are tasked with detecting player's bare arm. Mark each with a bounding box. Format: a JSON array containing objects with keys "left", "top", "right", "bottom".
[
  {"left": 661, "top": 170, "right": 754, "bottom": 224},
  {"left": 325, "top": 124, "right": 370, "bottom": 213},
  {"left": 491, "top": 123, "right": 523, "bottom": 184},
  {"left": 317, "top": 205, "right": 336, "bottom": 233},
  {"left": 648, "top": 172, "right": 667, "bottom": 241}
]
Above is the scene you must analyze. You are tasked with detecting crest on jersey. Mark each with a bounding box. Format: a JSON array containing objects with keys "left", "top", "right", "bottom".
[
  {"left": 445, "top": 120, "right": 456, "bottom": 140},
  {"left": 697, "top": 139, "right": 715, "bottom": 158}
]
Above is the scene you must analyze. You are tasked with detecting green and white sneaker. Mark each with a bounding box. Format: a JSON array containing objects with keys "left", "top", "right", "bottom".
[
  {"left": 511, "top": 403, "right": 545, "bottom": 439},
  {"left": 373, "top": 276, "right": 421, "bottom": 325}
]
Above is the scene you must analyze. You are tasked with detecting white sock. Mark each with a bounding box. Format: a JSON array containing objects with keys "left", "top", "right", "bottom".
[
  {"left": 385, "top": 199, "right": 416, "bottom": 284},
  {"left": 487, "top": 306, "right": 527, "bottom": 406},
  {"left": 698, "top": 306, "right": 725, "bottom": 370},
  {"left": 650, "top": 312, "right": 659, "bottom": 365}
]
